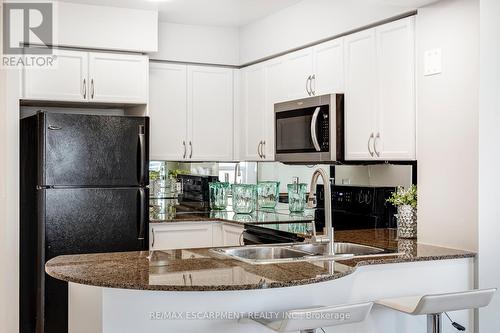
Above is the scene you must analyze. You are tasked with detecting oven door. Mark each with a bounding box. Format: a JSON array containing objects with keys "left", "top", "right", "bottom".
[{"left": 275, "top": 103, "right": 330, "bottom": 163}]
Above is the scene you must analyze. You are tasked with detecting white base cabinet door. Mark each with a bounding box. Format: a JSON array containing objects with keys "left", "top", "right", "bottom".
[
  {"left": 23, "top": 49, "right": 88, "bottom": 102},
  {"left": 149, "top": 63, "right": 188, "bottom": 160},
  {"left": 88, "top": 52, "right": 148, "bottom": 104},
  {"left": 150, "top": 223, "right": 213, "bottom": 251},
  {"left": 221, "top": 224, "right": 244, "bottom": 246},
  {"left": 149, "top": 222, "right": 244, "bottom": 250}
]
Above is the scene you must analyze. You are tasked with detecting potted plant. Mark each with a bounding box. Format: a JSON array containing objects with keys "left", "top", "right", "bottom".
[{"left": 387, "top": 185, "right": 417, "bottom": 239}]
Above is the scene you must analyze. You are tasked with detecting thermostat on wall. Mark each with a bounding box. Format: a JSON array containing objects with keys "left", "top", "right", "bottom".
[{"left": 424, "top": 48, "right": 442, "bottom": 76}]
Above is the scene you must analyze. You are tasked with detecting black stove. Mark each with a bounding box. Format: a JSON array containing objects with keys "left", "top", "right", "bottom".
[{"left": 315, "top": 185, "right": 397, "bottom": 232}]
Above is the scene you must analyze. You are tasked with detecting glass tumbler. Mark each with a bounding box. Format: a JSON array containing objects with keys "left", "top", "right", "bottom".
[
  {"left": 287, "top": 183, "right": 308, "bottom": 213},
  {"left": 209, "top": 182, "right": 229, "bottom": 210},
  {"left": 232, "top": 184, "right": 257, "bottom": 214},
  {"left": 257, "top": 181, "right": 280, "bottom": 209}
]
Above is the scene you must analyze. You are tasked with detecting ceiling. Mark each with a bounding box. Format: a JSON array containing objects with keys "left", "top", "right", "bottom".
[
  {"left": 57, "top": 0, "right": 442, "bottom": 27},
  {"left": 56, "top": 0, "right": 303, "bottom": 27}
]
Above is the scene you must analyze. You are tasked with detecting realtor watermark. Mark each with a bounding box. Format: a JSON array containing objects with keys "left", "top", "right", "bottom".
[
  {"left": 2, "top": 2, "right": 56, "bottom": 68},
  {"left": 148, "top": 311, "right": 352, "bottom": 321}
]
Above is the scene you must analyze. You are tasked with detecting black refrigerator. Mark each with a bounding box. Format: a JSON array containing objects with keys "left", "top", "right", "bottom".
[{"left": 20, "top": 112, "right": 149, "bottom": 333}]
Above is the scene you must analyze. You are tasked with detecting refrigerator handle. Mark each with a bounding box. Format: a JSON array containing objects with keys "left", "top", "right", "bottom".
[
  {"left": 138, "top": 125, "right": 146, "bottom": 185},
  {"left": 138, "top": 188, "right": 146, "bottom": 241}
]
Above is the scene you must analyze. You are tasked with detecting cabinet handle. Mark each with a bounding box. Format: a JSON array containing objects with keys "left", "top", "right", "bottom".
[
  {"left": 374, "top": 133, "right": 381, "bottom": 157},
  {"left": 311, "top": 74, "right": 316, "bottom": 96},
  {"left": 239, "top": 232, "right": 244, "bottom": 246},
  {"left": 262, "top": 140, "right": 266, "bottom": 159},
  {"left": 306, "top": 75, "right": 312, "bottom": 96},
  {"left": 257, "top": 141, "right": 262, "bottom": 158},
  {"left": 82, "top": 78, "right": 87, "bottom": 99},
  {"left": 189, "top": 274, "right": 193, "bottom": 286},
  {"left": 90, "top": 78, "right": 95, "bottom": 99},
  {"left": 151, "top": 228, "right": 155, "bottom": 248},
  {"left": 189, "top": 141, "right": 193, "bottom": 159},
  {"left": 368, "top": 133, "right": 375, "bottom": 157},
  {"left": 183, "top": 274, "right": 187, "bottom": 285},
  {"left": 182, "top": 141, "right": 186, "bottom": 159}
]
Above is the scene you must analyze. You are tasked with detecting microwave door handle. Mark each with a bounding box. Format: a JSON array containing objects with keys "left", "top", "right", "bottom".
[{"left": 310, "top": 107, "right": 322, "bottom": 152}]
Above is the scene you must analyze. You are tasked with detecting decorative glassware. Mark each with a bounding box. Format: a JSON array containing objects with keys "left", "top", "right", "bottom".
[
  {"left": 257, "top": 181, "right": 280, "bottom": 209},
  {"left": 287, "top": 183, "right": 308, "bottom": 213},
  {"left": 209, "top": 182, "right": 230, "bottom": 210},
  {"left": 232, "top": 184, "right": 257, "bottom": 214}
]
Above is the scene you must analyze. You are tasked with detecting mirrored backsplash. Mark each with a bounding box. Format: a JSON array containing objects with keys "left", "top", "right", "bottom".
[{"left": 149, "top": 161, "right": 415, "bottom": 196}]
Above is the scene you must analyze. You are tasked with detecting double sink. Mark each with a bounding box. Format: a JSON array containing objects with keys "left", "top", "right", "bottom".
[{"left": 212, "top": 242, "right": 398, "bottom": 265}]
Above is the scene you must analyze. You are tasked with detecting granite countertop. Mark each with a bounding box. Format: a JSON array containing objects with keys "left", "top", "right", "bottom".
[{"left": 45, "top": 229, "right": 475, "bottom": 292}]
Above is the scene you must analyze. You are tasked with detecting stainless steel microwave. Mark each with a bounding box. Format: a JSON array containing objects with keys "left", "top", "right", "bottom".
[{"left": 274, "top": 93, "right": 344, "bottom": 163}]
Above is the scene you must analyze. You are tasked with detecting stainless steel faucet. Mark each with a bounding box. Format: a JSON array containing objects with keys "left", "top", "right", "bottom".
[{"left": 308, "top": 168, "right": 334, "bottom": 255}]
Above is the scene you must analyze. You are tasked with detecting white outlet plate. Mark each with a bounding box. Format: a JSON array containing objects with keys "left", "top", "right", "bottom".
[{"left": 424, "top": 48, "right": 442, "bottom": 76}]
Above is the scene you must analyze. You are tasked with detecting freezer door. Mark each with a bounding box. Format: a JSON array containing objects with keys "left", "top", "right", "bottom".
[
  {"left": 41, "top": 112, "right": 149, "bottom": 187},
  {"left": 40, "top": 187, "right": 148, "bottom": 333},
  {"left": 44, "top": 187, "right": 148, "bottom": 258}
]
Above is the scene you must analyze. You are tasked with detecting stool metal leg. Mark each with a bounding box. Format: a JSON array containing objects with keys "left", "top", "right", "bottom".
[{"left": 427, "top": 314, "right": 442, "bottom": 333}]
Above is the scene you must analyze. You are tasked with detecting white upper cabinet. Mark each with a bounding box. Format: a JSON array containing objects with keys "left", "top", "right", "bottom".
[
  {"left": 344, "top": 29, "right": 378, "bottom": 161},
  {"left": 240, "top": 64, "right": 274, "bottom": 161},
  {"left": 149, "top": 63, "right": 235, "bottom": 161},
  {"left": 344, "top": 17, "right": 416, "bottom": 161},
  {"left": 375, "top": 17, "right": 416, "bottom": 160},
  {"left": 284, "top": 47, "right": 314, "bottom": 100},
  {"left": 149, "top": 63, "right": 188, "bottom": 161},
  {"left": 312, "top": 38, "right": 345, "bottom": 95},
  {"left": 23, "top": 50, "right": 148, "bottom": 104},
  {"left": 88, "top": 52, "right": 148, "bottom": 104},
  {"left": 23, "top": 49, "right": 88, "bottom": 102},
  {"left": 266, "top": 57, "right": 289, "bottom": 105},
  {"left": 188, "top": 66, "right": 234, "bottom": 161}
]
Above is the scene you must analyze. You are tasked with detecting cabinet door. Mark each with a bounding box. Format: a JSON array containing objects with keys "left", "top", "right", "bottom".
[
  {"left": 150, "top": 223, "right": 213, "bottom": 250},
  {"left": 187, "top": 66, "right": 234, "bottom": 161},
  {"left": 375, "top": 17, "right": 416, "bottom": 160},
  {"left": 313, "top": 38, "right": 344, "bottom": 95},
  {"left": 240, "top": 64, "right": 269, "bottom": 161},
  {"left": 266, "top": 57, "right": 289, "bottom": 105},
  {"left": 344, "top": 29, "right": 378, "bottom": 161},
  {"left": 88, "top": 52, "right": 148, "bottom": 104},
  {"left": 23, "top": 49, "right": 88, "bottom": 102},
  {"left": 222, "top": 224, "right": 244, "bottom": 246},
  {"left": 284, "top": 47, "right": 314, "bottom": 99},
  {"left": 149, "top": 63, "right": 188, "bottom": 160}
]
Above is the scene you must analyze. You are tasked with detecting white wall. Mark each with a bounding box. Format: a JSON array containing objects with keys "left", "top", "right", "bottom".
[
  {"left": 416, "top": 0, "right": 479, "bottom": 251},
  {"left": 238, "top": 0, "right": 416, "bottom": 64},
  {"left": 0, "top": 69, "right": 21, "bottom": 333},
  {"left": 55, "top": 1, "right": 158, "bottom": 52},
  {"left": 478, "top": 0, "right": 500, "bottom": 330},
  {"left": 150, "top": 22, "right": 239, "bottom": 66}
]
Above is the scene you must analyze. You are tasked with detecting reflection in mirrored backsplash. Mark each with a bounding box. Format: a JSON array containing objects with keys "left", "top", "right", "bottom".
[{"left": 149, "top": 161, "right": 414, "bottom": 194}]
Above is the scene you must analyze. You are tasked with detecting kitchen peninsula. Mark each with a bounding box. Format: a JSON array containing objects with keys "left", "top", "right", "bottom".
[{"left": 46, "top": 229, "right": 475, "bottom": 333}]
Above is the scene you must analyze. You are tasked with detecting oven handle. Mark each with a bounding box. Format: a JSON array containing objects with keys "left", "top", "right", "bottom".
[{"left": 310, "top": 106, "right": 322, "bottom": 152}]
